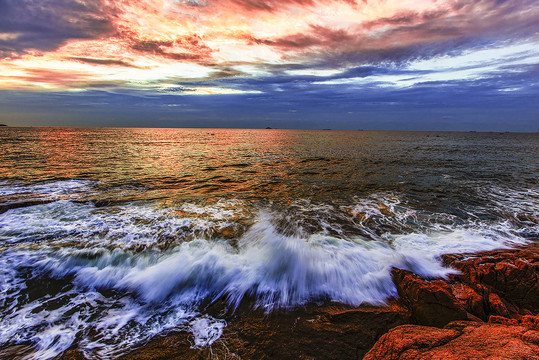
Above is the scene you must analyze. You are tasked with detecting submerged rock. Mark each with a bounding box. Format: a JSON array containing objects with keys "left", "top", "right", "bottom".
[{"left": 118, "top": 302, "right": 412, "bottom": 360}]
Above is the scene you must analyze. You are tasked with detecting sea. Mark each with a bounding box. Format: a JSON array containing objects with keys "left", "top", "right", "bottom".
[{"left": 0, "top": 127, "right": 537, "bottom": 359}]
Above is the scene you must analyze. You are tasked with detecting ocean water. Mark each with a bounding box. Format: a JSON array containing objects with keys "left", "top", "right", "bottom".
[{"left": 0, "top": 127, "right": 537, "bottom": 359}]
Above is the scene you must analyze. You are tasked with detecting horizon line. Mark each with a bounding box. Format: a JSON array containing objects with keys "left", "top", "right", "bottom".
[{"left": 0, "top": 125, "right": 537, "bottom": 134}]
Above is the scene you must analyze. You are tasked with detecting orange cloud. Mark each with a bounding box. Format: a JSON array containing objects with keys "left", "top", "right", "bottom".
[{"left": 0, "top": 0, "right": 537, "bottom": 92}]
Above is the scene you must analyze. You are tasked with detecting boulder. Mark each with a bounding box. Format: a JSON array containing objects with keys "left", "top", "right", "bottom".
[
  {"left": 450, "top": 283, "right": 487, "bottom": 320},
  {"left": 443, "top": 244, "right": 539, "bottom": 314},
  {"left": 364, "top": 320, "right": 539, "bottom": 360},
  {"left": 391, "top": 268, "right": 469, "bottom": 327}
]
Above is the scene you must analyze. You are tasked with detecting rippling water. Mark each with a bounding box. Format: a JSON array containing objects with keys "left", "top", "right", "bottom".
[{"left": 0, "top": 127, "right": 538, "bottom": 359}]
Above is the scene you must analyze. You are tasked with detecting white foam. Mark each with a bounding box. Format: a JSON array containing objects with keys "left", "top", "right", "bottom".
[
  {"left": 179, "top": 199, "right": 245, "bottom": 221},
  {"left": 0, "top": 180, "right": 94, "bottom": 197},
  {"left": 0, "top": 200, "right": 238, "bottom": 249},
  {"left": 187, "top": 317, "right": 226, "bottom": 348},
  {"left": 0, "top": 210, "right": 531, "bottom": 359},
  {"left": 0, "top": 188, "right": 536, "bottom": 359}
]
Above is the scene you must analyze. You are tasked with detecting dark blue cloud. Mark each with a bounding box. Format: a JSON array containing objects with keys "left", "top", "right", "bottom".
[
  {"left": 1, "top": 61, "right": 538, "bottom": 131},
  {"left": 0, "top": 0, "right": 115, "bottom": 57}
]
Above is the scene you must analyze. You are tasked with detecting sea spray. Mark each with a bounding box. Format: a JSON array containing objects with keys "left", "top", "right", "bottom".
[{"left": 0, "top": 206, "right": 530, "bottom": 359}]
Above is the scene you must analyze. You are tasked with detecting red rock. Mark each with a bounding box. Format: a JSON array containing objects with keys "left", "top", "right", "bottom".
[
  {"left": 364, "top": 320, "right": 539, "bottom": 360},
  {"left": 56, "top": 348, "right": 88, "bottom": 360},
  {"left": 488, "top": 315, "right": 519, "bottom": 326},
  {"left": 450, "top": 283, "right": 486, "bottom": 320},
  {"left": 362, "top": 325, "right": 460, "bottom": 360},
  {"left": 391, "top": 268, "right": 468, "bottom": 327},
  {"left": 443, "top": 244, "right": 539, "bottom": 314},
  {"left": 522, "top": 330, "right": 539, "bottom": 345},
  {"left": 521, "top": 315, "right": 539, "bottom": 331},
  {"left": 487, "top": 292, "right": 511, "bottom": 318}
]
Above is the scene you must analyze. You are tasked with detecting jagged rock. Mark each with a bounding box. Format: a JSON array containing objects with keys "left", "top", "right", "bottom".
[
  {"left": 487, "top": 292, "right": 511, "bottom": 318},
  {"left": 364, "top": 320, "right": 539, "bottom": 360},
  {"left": 391, "top": 268, "right": 469, "bottom": 327},
  {"left": 450, "top": 283, "right": 486, "bottom": 320},
  {"left": 443, "top": 244, "right": 539, "bottom": 314},
  {"left": 521, "top": 315, "right": 539, "bottom": 331},
  {"left": 488, "top": 315, "right": 519, "bottom": 326}
]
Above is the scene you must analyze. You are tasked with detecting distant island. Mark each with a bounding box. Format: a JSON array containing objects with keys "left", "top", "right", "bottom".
[{"left": 0, "top": 124, "right": 7, "bottom": 126}]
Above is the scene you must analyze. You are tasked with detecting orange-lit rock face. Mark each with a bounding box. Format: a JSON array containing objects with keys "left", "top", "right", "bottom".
[{"left": 364, "top": 321, "right": 539, "bottom": 360}]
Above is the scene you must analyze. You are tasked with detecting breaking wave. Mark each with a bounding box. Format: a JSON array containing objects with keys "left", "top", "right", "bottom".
[{"left": 0, "top": 197, "right": 532, "bottom": 359}]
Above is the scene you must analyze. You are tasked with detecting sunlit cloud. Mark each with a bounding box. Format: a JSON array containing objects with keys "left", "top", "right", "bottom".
[
  {"left": 0, "top": 0, "right": 538, "bottom": 129},
  {"left": 314, "top": 40, "right": 539, "bottom": 89},
  {"left": 1, "top": 0, "right": 538, "bottom": 92}
]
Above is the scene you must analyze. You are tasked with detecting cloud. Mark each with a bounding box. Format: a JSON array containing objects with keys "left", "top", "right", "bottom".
[
  {"left": 129, "top": 37, "right": 214, "bottom": 62},
  {"left": 0, "top": 0, "right": 538, "bottom": 133},
  {"left": 69, "top": 57, "right": 138, "bottom": 68},
  {"left": 0, "top": 0, "right": 117, "bottom": 58},
  {"left": 251, "top": 0, "right": 539, "bottom": 67},
  {"left": 249, "top": 25, "right": 356, "bottom": 49},
  {"left": 226, "top": 0, "right": 356, "bottom": 13}
]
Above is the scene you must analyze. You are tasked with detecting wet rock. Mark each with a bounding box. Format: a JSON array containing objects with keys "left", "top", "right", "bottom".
[
  {"left": 0, "top": 199, "right": 55, "bottom": 214},
  {"left": 120, "top": 302, "right": 412, "bottom": 360},
  {"left": 56, "top": 348, "right": 88, "bottom": 360},
  {"left": 488, "top": 315, "right": 518, "bottom": 326},
  {"left": 487, "top": 292, "right": 512, "bottom": 318},
  {"left": 115, "top": 332, "right": 214, "bottom": 360},
  {"left": 443, "top": 244, "right": 539, "bottom": 314},
  {"left": 364, "top": 320, "right": 539, "bottom": 360},
  {"left": 0, "top": 344, "right": 37, "bottom": 360},
  {"left": 521, "top": 315, "right": 539, "bottom": 331},
  {"left": 391, "top": 268, "right": 468, "bottom": 327},
  {"left": 450, "top": 283, "right": 486, "bottom": 320}
]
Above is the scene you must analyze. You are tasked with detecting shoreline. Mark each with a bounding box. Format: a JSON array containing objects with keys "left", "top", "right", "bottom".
[{"left": 50, "top": 242, "right": 539, "bottom": 360}]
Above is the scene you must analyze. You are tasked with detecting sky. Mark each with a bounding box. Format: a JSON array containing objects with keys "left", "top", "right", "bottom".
[{"left": 0, "top": 0, "right": 538, "bottom": 130}]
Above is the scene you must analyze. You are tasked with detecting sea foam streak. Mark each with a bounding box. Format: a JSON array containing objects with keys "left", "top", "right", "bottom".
[
  {"left": 0, "top": 205, "right": 530, "bottom": 359},
  {"left": 0, "top": 180, "right": 95, "bottom": 197}
]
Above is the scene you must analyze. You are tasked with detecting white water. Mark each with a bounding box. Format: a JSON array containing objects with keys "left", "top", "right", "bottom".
[
  {"left": 0, "top": 187, "right": 536, "bottom": 359},
  {"left": 0, "top": 180, "right": 95, "bottom": 197},
  {"left": 0, "top": 200, "right": 240, "bottom": 249}
]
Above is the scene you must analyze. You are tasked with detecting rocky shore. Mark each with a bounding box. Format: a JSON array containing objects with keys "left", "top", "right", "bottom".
[{"left": 54, "top": 243, "right": 539, "bottom": 360}]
